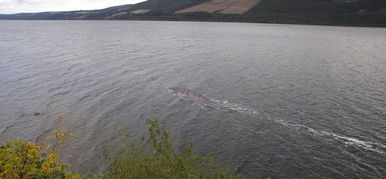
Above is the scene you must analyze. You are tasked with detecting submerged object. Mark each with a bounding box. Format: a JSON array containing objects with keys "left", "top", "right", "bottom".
[{"left": 168, "top": 87, "right": 210, "bottom": 102}]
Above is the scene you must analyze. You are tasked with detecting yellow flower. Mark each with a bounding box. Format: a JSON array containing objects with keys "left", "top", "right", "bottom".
[
  {"left": 46, "top": 144, "right": 52, "bottom": 149},
  {"left": 30, "top": 145, "right": 40, "bottom": 153}
]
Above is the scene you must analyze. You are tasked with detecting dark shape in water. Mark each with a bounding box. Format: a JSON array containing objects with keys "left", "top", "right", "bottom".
[{"left": 168, "top": 87, "right": 210, "bottom": 102}]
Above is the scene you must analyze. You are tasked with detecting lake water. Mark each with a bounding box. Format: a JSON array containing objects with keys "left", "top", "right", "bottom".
[{"left": 0, "top": 20, "right": 385, "bottom": 178}]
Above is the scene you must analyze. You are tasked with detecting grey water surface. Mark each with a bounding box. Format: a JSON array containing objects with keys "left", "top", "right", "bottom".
[{"left": 0, "top": 20, "right": 385, "bottom": 178}]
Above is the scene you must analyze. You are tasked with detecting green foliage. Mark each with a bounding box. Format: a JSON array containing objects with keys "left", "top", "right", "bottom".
[
  {"left": 0, "top": 119, "right": 241, "bottom": 178},
  {"left": 249, "top": 0, "right": 386, "bottom": 13},
  {"left": 0, "top": 129, "right": 82, "bottom": 179},
  {"left": 99, "top": 119, "right": 240, "bottom": 179}
]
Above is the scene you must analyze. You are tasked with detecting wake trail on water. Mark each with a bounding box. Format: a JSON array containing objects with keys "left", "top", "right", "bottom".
[{"left": 168, "top": 87, "right": 386, "bottom": 155}]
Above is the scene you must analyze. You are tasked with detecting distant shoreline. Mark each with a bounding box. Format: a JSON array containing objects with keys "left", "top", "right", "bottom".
[
  {"left": 1, "top": 0, "right": 385, "bottom": 27},
  {"left": 1, "top": 15, "right": 385, "bottom": 28}
]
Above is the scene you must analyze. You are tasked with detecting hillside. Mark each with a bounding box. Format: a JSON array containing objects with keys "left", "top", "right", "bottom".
[
  {"left": 176, "top": 0, "right": 261, "bottom": 14},
  {"left": 0, "top": 0, "right": 385, "bottom": 26}
]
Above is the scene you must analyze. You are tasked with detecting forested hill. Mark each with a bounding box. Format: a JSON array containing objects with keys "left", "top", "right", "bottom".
[{"left": 1, "top": 0, "right": 385, "bottom": 26}]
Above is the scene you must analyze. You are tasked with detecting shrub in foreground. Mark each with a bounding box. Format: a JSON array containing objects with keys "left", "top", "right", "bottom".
[
  {"left": 99, "top": 119, "right": 240, "bottom": 179},
  {"left": 0, "top": 119, "right": 240, "bottom": 179},
  {"left": 0, "top": 129, "right": 81, "bottom": 179}
]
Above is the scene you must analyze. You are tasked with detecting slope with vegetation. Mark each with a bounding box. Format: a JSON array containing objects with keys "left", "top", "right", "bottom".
[
  {"left": 0, "top": 0, "right": 385, "bottom": 26},
  {"left": 176, "top": 0, "right": 261, "bottom": 14},
  {"left": 242, "top": 0, "right": 386, "bottom": 26}
]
